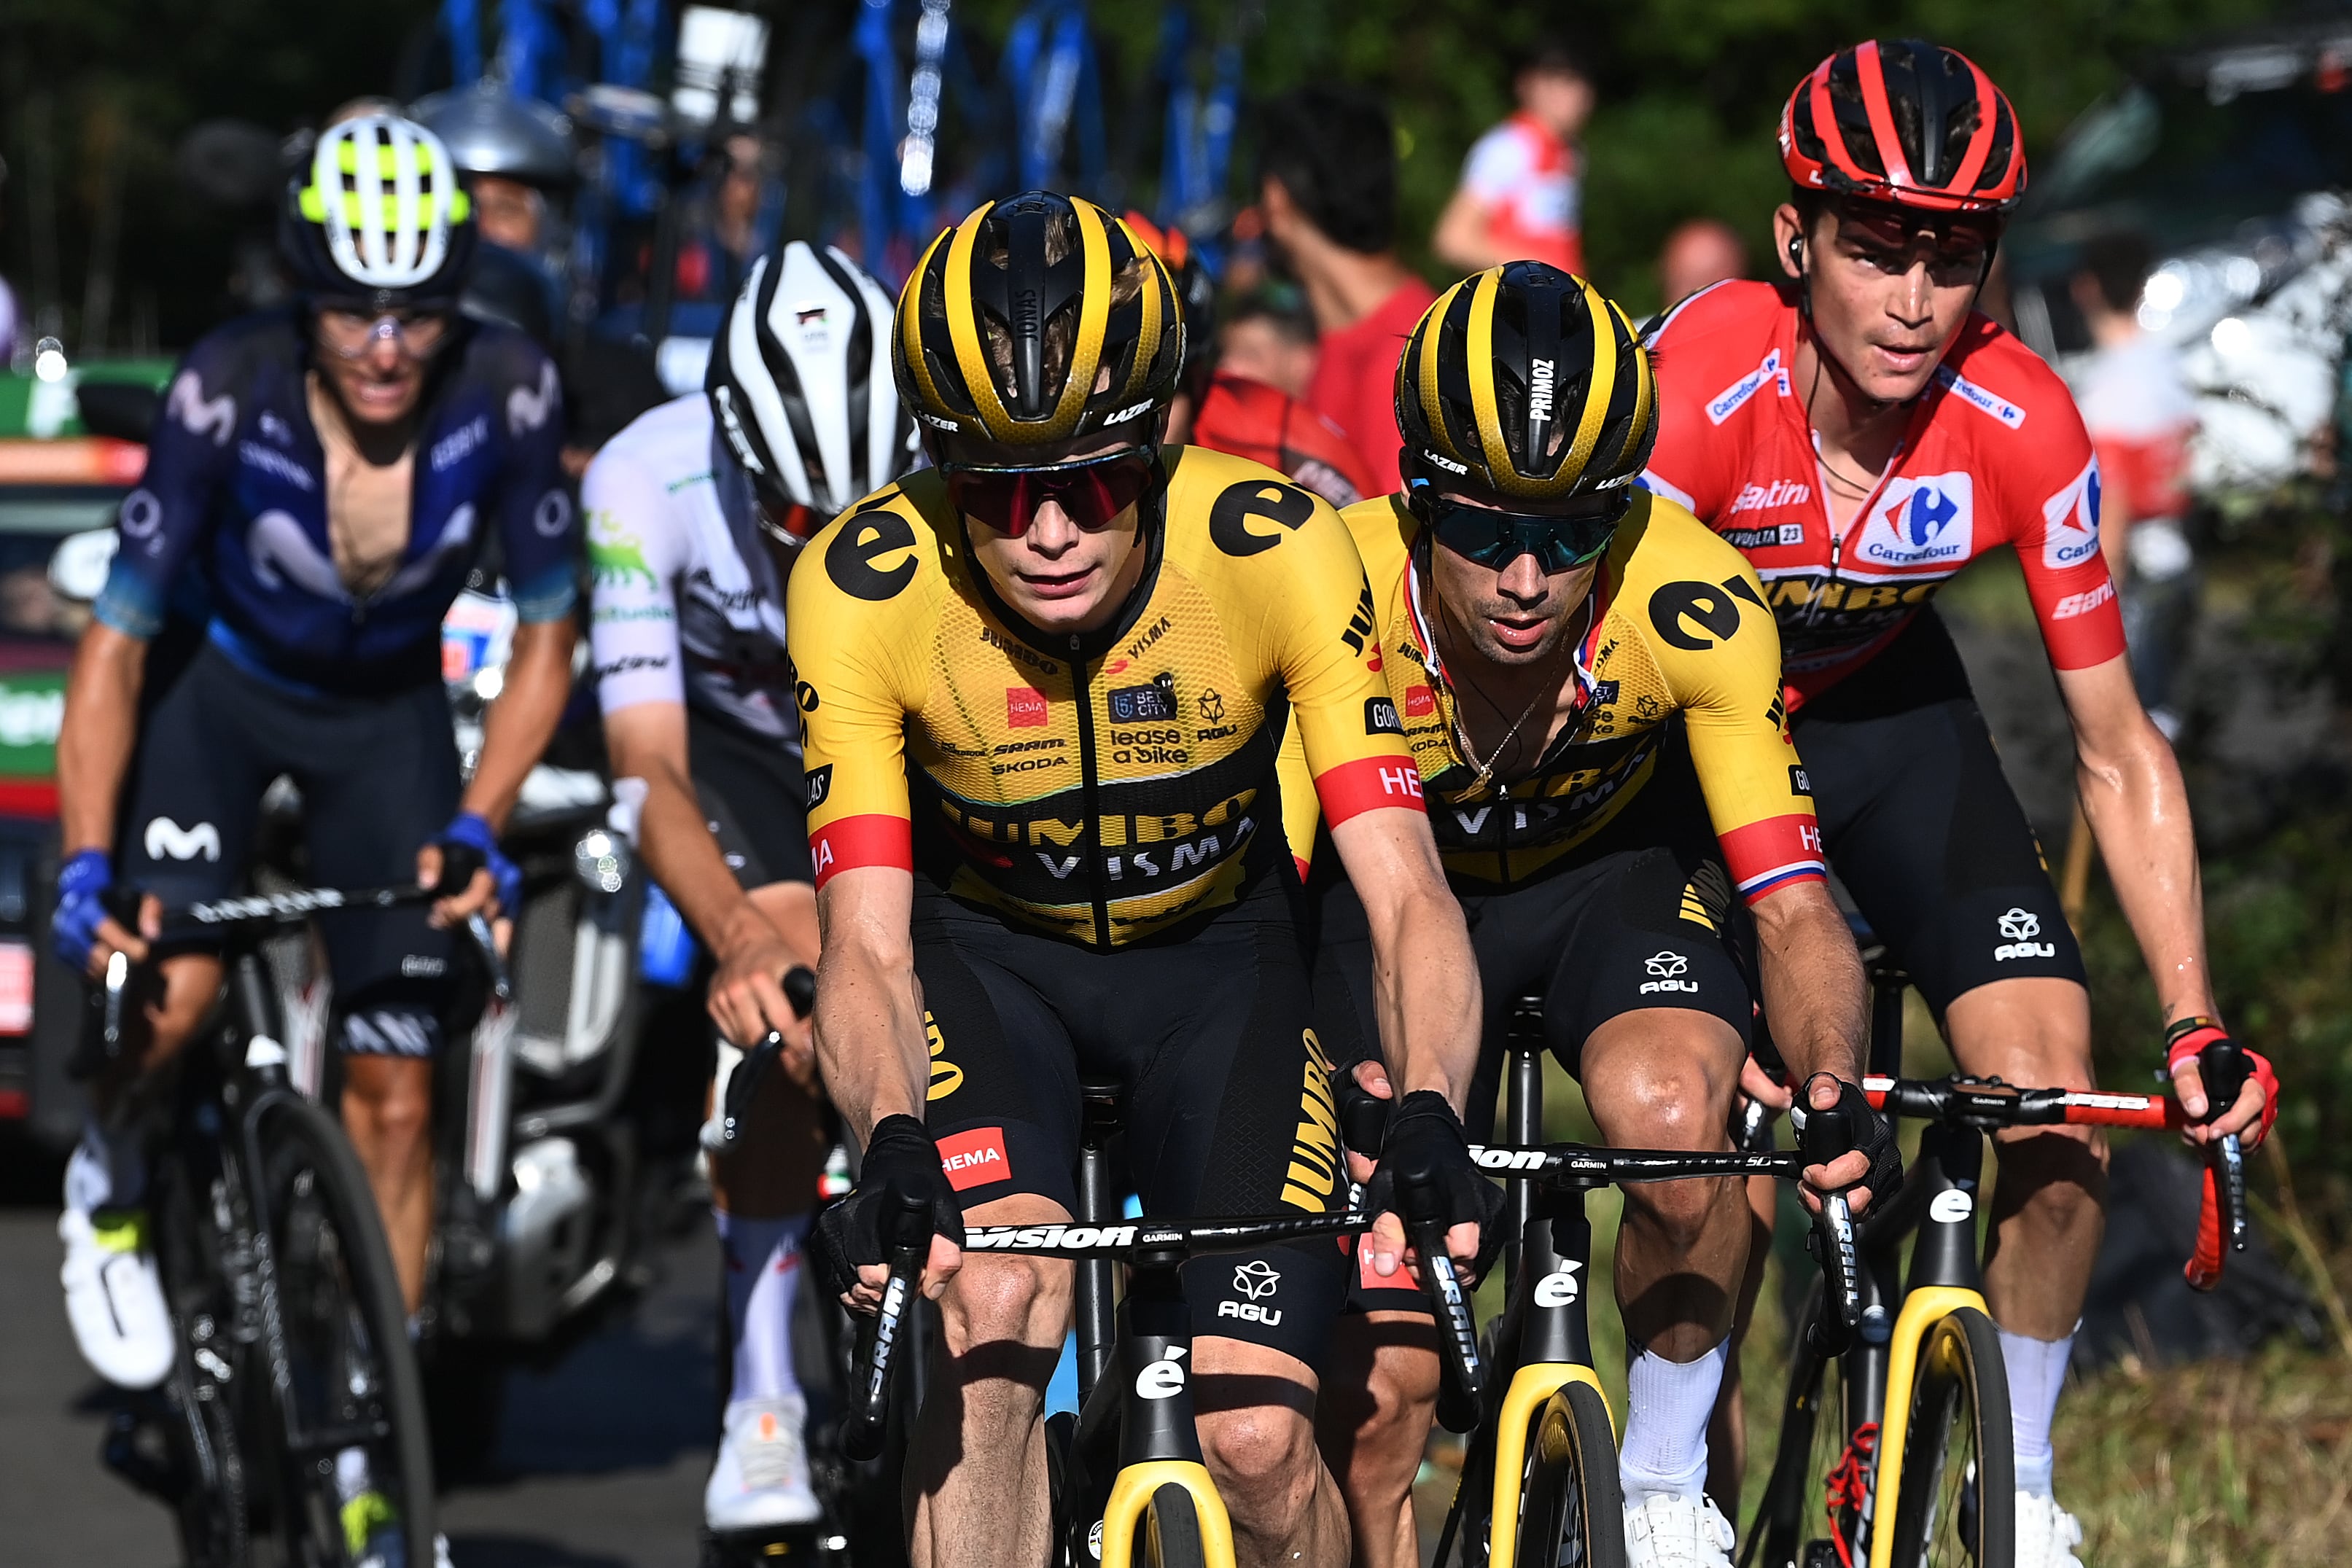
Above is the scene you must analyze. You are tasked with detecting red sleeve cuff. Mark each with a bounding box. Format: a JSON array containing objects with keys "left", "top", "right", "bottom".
[
  {"left": 1313, "top": 754, "right": 1426, "bottom": 826},
  {"left": 1718, "top": 813, "right": 1828, "bottom": 904},
  {"left": 810, "top": 814, "right": 914, "bottom": 889}
]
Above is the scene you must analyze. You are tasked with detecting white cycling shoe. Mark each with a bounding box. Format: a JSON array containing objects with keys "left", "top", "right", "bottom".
[
  {"left": 2014, "top": 1491, "right": 2086, "bottom": 1568},
  {"left": 705, "top": 1395, "right": 822, "bottom": 1533},
  {"left": 59, "top": 1206, "right": 174, "bottom": 1389},
  {"left": 1624, "top": 1492, "right": 1737, "bottom": 1567}
]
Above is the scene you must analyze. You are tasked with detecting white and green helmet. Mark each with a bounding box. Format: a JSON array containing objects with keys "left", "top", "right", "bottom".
[{"left": 281, "top": 113, "right": 477, "bottom": 305}]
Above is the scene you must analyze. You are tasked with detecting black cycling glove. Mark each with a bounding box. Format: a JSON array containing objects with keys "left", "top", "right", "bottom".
[
  {"left": 811, "top": 1115, "right": 965, "bottom": 1300},
  {"left": 1799, "top": 1075, "right": 1904, "bottom": 1206},
  {"left": 1362, "top": 1091, "right": 1508, "bottom": 1279}
]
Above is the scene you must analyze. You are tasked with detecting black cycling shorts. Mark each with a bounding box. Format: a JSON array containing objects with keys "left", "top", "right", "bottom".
[
  {"left": 1311, "top": 764, "right": 1753, "bottom": 1311},
  {"left": 1792, "top": 611, "right": 2085, "bottom": 1018},
  {"left": 687, "top": 706, "right": 812, "bottom": 889},
  {"left": 120, "top": 641, "right": 460, "bottom": 1056},
  {"left": 913, "top": 885, "right": 1350, "bottom": 1370}
]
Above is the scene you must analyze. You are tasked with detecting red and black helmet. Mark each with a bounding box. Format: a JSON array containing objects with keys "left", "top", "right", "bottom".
[{"left": 1780, "top": 40, "right": 2025, "bottom": 215}]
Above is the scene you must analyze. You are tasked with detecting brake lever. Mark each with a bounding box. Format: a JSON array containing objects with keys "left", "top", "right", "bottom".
[
  {"left": 1800, "top": 1101, "right": 1863, "bottom": 1358},
  {"left": 842, "top": 1190, "right": 933, "bottom": 1462},
  {"left": 717, "top": 967, "right": 818, "bottom": 1149},
  {"left": 2186, "top": 1038, "right": 2251, "bottom": 1291},
  {"left": 1401, "top": 1173, "right": 1484, "bottom": 1433}
]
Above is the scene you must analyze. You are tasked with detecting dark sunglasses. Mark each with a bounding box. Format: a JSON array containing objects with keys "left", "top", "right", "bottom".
[
  {"left": 1409, "top": 481, "right": 1631, "bottom": 572},
  {"left": 939, "top": 447, "right": 1159, "bottom": 537}
]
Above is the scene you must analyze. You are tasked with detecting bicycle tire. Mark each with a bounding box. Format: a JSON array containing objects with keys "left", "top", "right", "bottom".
[
  {"left": 152, "top": 1128, "right": 254, "bottom": 1568},
  {"left": 1145, "top": 1483, "right": 1210, "bottom": 1568},
  {"left": 1518, "top": 1381, "right": 1627, "bottom": 1568},
  {"left": 1886, "top": 1307, "right": 2014, "bottom": 1568},
  {"left": 249, "top": 1093, "right": 437, "bottom": 1565}
]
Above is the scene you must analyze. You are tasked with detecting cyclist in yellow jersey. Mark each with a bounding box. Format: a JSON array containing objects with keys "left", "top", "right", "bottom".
[
  {"left": 790, "top": 192, "right": 1487, "bottom": 1568},
  {"left": 1288, "top": 265, "right": 1893, "bottom": 1568}
]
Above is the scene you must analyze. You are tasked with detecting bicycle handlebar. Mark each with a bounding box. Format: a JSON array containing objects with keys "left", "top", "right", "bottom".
[
  {"left": 1398, "top": 1174, "right": 1484, "bottom": 1435},
  {"left": 841, "top": 1191, "right": 933, "bottom": 1464},
  {"left": 717, "top": 965, "right": 819, "bottom": 1147},
  {"left": 1798, "top": 1104, "right": 1863, "bottom": 1359},
  {"left": 1862, "top": 1064, "right": 2249, "bottom": 1292},
  {"left": 958, "top": 1210, "right": 1368, "bottom": 1258}
]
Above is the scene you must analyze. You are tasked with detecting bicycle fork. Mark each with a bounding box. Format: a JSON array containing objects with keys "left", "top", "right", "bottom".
[{"left": 1485, "top": 1185, "right": 1611, "bottom": 1568}]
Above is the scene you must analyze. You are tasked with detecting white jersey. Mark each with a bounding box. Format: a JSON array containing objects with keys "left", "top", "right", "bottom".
[{"left": 586, "top": 394, "right": 798, "bottom": 749}]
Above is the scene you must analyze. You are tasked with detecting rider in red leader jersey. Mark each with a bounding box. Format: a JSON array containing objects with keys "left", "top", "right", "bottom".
[{"left": 1642, "top": 40, "right": 2275, "bottom": 1559}]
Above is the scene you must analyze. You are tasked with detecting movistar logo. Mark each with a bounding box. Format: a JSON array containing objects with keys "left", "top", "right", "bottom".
[{"left": 1527, "top": 358, "right": 1557, "bottom": 422}]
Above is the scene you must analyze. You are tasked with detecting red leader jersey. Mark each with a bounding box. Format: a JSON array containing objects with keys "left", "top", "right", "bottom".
[{"left": 1642, "top": 281, "right": 2126, "bottom": 710}]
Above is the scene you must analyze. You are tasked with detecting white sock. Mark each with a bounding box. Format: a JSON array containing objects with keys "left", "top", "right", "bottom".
[
  {"left": 1618, "top": 1341, "right": 1730, "bottom": 1502},
  {"left": 66, "top": 1120, "right": 146, "bottom": 1214},
  {"left": 1998, "top": 1326, "right": 2074, "bottom": 1497},
  {"left": 717, "top": 1209, "right": 809, "bottom": 1407}
]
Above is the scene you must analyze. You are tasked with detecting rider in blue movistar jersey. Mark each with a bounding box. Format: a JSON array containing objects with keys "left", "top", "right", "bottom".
[{"left": 52, "top": 113, "right": 580, "bottom": 1416}]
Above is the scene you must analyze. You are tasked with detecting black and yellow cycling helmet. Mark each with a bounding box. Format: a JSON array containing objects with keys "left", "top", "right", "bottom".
[
  {"left": 1396, "top": 262, "right": 1656, "bottom": 502},
  {"left": 894, "top": 190, "right": 1186, "bottom": 448}
]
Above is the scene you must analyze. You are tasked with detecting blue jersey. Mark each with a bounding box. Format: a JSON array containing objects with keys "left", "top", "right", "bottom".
[{"left": 96, "top": 309, "right": 578, "bottom": 694}]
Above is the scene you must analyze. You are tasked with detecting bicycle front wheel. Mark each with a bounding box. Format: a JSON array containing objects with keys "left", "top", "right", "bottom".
[
  {"left": 1887, "top": 1307, "right": 2013, "bottom": 1567},
  {"left": 1515, "top": 1381, "right": 1627, "bottom": 1568},
  {"left": 249, "top": 1093, "right": 437, "bottom": 1566},
  {"left": 1145, "top": 1483, "right": 1210, "bottom": 1568}
]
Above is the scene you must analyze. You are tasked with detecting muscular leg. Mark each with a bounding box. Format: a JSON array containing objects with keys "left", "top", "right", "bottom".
[
  {"left": 342, "top": 1055, "right": 436, "bottom": 1314},
  {"left": 1315, "top": 1311, "right": 1438, "bottom": 1568},
  {"left": 907, "top": 1192, "right": 1072, "bottom": 1568},
  {"left": 1942, "top": 977, "right": 2106, "bottom": 1340},
  {"left": 1581, "top": 1010, "right": 1748, "bottom": 1505},
  {"left": 1194, "top": 1336, "right": 1349, "bottom": 1568}
]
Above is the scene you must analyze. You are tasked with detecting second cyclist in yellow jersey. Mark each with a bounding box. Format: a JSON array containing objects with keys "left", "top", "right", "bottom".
[{"left": 793, "top": 443, "right": 1421, "bottom": 950}]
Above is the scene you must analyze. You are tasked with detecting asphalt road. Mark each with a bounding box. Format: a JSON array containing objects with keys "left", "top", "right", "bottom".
[{"left": 0, "top": 1138, "right": 720, "bottom": 1568}]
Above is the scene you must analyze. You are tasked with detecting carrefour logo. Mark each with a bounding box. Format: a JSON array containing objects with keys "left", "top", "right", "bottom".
[
  {"left": 2040, "top": 457, "right": 2103, "bottom": 572},
  {"left": 1857, "top": 473, "right": 1974, "bottom": 567}
]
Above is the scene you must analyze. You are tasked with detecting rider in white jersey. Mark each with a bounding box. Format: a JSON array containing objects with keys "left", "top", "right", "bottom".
[{"left": 585, "top": 239, "right": 914, "bottom": 1538}]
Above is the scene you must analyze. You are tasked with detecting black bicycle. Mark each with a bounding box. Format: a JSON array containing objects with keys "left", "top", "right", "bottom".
[{"left": 98, "top": 882, "right": 445, "bottom": 1568}]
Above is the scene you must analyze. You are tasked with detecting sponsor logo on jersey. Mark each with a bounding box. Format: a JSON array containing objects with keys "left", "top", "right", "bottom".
[
  {"left": 507, "top": 360, "right": 561, "bottom": 437},
  {"left": 168, "top": 368, "right": 235, "bottom": 446},
  {"left": 825, "top": 506, "right": 920, "bottom": 601},
  {"left": 1648, "top": 577, "right": 1763, "bottom": 651},
  {"left": 1108, "top": 679, "right": 1177, "bottom": 723},
  {"left": 2041, "top": 456, "right": 2103, "bottom": 572},
  {"left": 240, "top": 440, "right": 316, "bottom": 491},
  {"left": 1405, "top": 684, "right": 1437, "bottom": 718},
  {"left": 936, "top": 1126, "right": 1009, "bottom": 1190},
  {"left": 1706, "top": 349, "right": 1785, "bottom": 425},
  {"left": 588, "top": 516, "right": 658, "bottom": 588},
  {"left": 1993, "top": 907, "right": 2057, "bottom": 962},
  {"left": 1198, "top": 689, "right": 1226, "bottom": 722},
  {"left": 1209, "top": 480, "right": 1315, "bottom": 557},
  {"left": 429, "top": 415, "right": 490, "bottom": 472},
  {"left": 144, "top": 817, "right": 222, "bottom": 862},
  {"left": 1728, "top": 479, "right": 1811, "bottom": 515},
  {"left": 1790, "top": 764, "right": 1812, "bottom": 795},
  {"left": 1933, "top": 363, "right": 2027, "bottom": 429},
  {"left": 1007, "top": 687, "right": 1049, "bottom": 728},
  {"left": 804, "top": 765, "right": 833, "bottom": 810},
  {"left": 1366, "top": 696, "right": 1403, "bottom": 735},
  {"left": 2052, "top": 581, "right": 2116, "bottom": 620},
  {"left": 1855, "top": 474, "right": 1974, "bottom": 568},
  {"left": 1126, "top": 615, "right": 1174, "bottom": 661},
  {"left": 980, "top": 625, "right": 1059, "bottom": 674}
]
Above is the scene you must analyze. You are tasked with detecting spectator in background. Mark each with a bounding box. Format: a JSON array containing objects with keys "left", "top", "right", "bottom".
[
  {"left": 1431, "top": 39, "right": 1593, "bottom": 276},
  {"left": 1218, "top": 291, "right": 1320, "bottom": 400},
  {"left": 1659, "top": 217, "right": 1747, "bottom": 308},
  {"left": 1258, "top": 87, "right": 1438, "bottom": 495},
  {"left": 2072, "top": 231, "right": 2199, "bottom": 739},
  {"left": 672, "top": 133, "right": 783, "bottom": 306}
]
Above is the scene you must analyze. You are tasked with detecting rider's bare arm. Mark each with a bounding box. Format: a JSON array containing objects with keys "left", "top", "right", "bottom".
[
  {"left": 604, "top": 701, "right": 813, "bottom": 1046},
  {"left": 1748, "top": 878, "right": 1867, "bottom": 1088},
  {"left": 58, "top": 622, "right": 148, "bottom": 863},
  {"left": 2056, "top": 653, "right": 2261, "bottom": 1136},
  {"left": 1327, "top": 805, "right": 1484, "bottom": 1269},
  {"left": 413, "top": 617, "right": 575, "bottom": 924}
]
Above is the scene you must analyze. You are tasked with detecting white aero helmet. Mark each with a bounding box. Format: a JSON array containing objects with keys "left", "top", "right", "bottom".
[
  {"left": 706, "top": 241, "right": 915, "bottom": 534},
  {"left": 283, "top": 113, "right": 476, "bottom": 303}
]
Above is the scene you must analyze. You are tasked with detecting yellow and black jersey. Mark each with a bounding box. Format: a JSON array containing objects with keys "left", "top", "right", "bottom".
[
  {"left": 1283, "top": 490, "right": 1826, "bottom": 900},
  {"left": 787, "top": 446, "right": 1423, "bottom": 949}
]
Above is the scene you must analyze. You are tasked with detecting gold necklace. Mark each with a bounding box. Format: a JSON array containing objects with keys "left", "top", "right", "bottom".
[{"left": 1449, "top": 679, "right": 1554, "bottom": 792}]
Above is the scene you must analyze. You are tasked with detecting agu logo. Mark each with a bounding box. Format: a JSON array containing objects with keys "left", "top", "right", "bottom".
[
  {"left": 1218, "top": 1258, "right": 1285, "bottom": 1326},
  {"left": 1638, "top": 951, "right": 1699, "bottom": 995},
  {"left": 1858, "top": 474, "right": 1974, "bottom": 567},
  {"left": 1993, "top": 908, "right": 2057, "bottom": 962},
  {"left": 936, "top": 1126, "right": 1008, "bottom": 1190}
]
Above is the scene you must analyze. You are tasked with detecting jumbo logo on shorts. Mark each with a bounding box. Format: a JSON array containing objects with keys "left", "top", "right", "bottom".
[
  {"left": 2040, "top": 456, "right": 2103, "bottom": 572},
  {"left": 924, "top": 1010, "right": 964, "bottom": 1099},
  {"left": 935, "top": 1126, "right": 1007, "bottom": 1190},
  {"left": 1278, "top": 1029, "right": 1342, "bottom": 1212},
  {"left": 144, "top": 817, "right": 221, "bottom": 862},
  {"left": 1855, "top": 474, "right": 1974, "bottom": 569}
]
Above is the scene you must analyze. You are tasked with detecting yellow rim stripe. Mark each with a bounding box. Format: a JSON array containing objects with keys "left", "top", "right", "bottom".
[
  {"left": 1110, "top": 215, "right": 1162, "bottom": 404},
  {"left": 942, "top": 205, "right": 1016, "bottom": 434},
  {"left": 1613, "top": 300, "right": 1656, "bottom": 471},
  {"left": 1051, "top": 201, "right": 1114, "bottom": 435},
  {"left": 1415, "top": 278, "right": 1469, "bottom": 469},
  {"left": 1562, "top": 275, "right": 1619, "bottom": 478},
  {"left": 298, "top": 187, "right": 470, "bottom": 227},
  {"left": 897, "top": 222, "right": 959, "bottom": 419},
  {"left": 1463, "top": 270, "right": 1521, "bottom": 488}
]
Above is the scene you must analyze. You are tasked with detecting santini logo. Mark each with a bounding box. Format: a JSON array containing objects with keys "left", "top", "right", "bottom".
[{"left": 1993, "top": 907, "right": 2056, "bottom": 962}]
